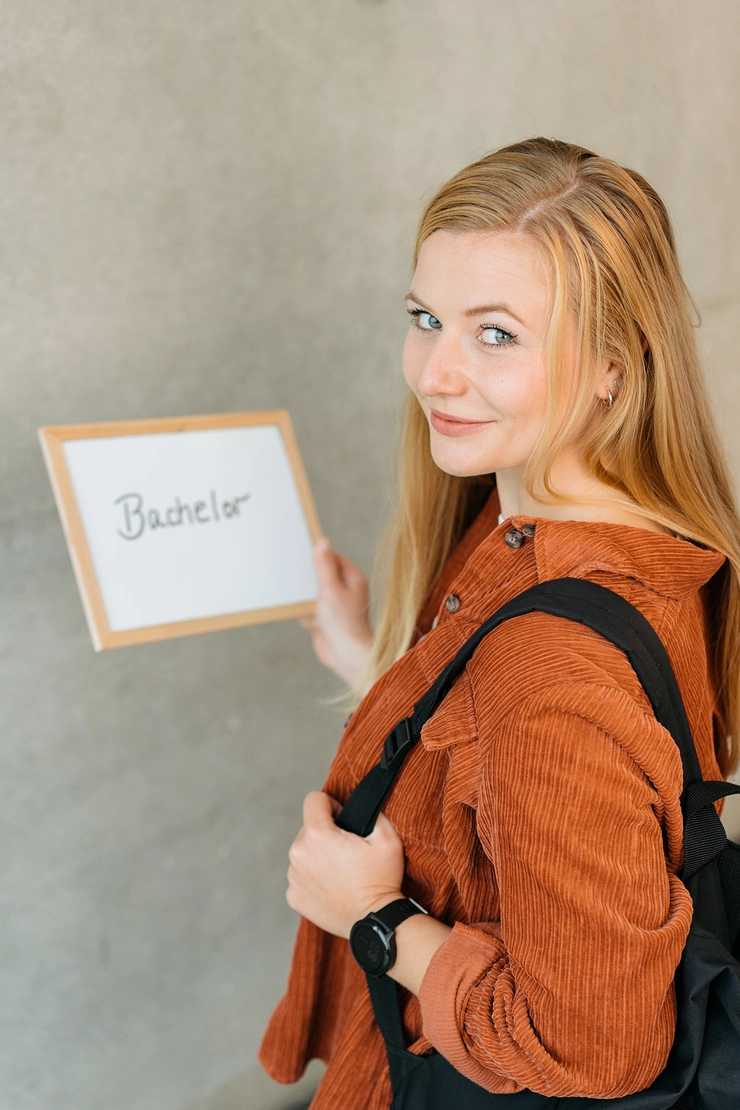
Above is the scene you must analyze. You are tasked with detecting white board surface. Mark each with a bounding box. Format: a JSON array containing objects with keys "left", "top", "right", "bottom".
[{"left": 61, "top": 423, "right": 318, "bottom": 632}]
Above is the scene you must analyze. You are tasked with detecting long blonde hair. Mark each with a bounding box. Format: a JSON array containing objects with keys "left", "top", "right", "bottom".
[{"left": 369, "top": 137, "right": 740, "bottom": 776}]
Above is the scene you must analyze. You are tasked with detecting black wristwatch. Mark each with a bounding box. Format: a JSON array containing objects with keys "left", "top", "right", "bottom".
[{"left": 349, "top": 898, "right": 428, "bottom": 977}]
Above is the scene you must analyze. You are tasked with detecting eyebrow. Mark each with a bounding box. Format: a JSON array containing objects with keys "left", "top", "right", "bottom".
[{"left": 405, "top": 291, "right": 527, "bottom": 328}]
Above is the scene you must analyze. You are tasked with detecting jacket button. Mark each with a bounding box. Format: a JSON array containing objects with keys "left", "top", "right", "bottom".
[
  {"left": 445, "top": 594, "right": 461, "bottom": 613},
  {"left": 504, "top": 528, "right": 525, "bottom": 548},
  {"left": 521, "top": 523, "right": 536, "bottom": 538}
]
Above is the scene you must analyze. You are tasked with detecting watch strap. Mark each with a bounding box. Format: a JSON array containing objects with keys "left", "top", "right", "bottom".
[{"left": 369, "top": 897, "right": 427, "bottom": 932}]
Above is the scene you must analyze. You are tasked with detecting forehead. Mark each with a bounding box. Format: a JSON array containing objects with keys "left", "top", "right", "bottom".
[{"left": 413, "top": 230, "right": 550, "bottom": 319}]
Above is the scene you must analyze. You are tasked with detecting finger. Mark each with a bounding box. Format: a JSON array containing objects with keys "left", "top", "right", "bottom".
[
  {"left": 325, "top": 794, "right": 342, "bottom": 819},
  {"left": 335, "top": 555, "right": 368, "bottom": 593},
  {"left": 302, "top": 790, "right": 338, "bottom": 827},
  {"left": 314, "top": 539, "right": 344, "bottom": 596},
  {"left": 286, "top": 881, "right": 299, "bottom": 911}
]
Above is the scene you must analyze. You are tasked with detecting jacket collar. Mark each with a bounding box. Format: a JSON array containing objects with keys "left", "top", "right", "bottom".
[
  {"left": 511, "top": 512, "right": 724, "bottom": 600},
  {"left": 464, "top": 489, "right": 725, "bottom": 603}
]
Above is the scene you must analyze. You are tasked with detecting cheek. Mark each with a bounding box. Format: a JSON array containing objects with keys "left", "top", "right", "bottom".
[
  {"left": 472, "top": 350, "right": 546, "bottom": 420},
  {"left": 432, "top": 355, "right": 549, "bottom": 476},
  {"left": 482, "top": 358, "right": 549, "bottom": 456},
  {"left": 402, "top": 331, "right": 424, "bottom": 392}
]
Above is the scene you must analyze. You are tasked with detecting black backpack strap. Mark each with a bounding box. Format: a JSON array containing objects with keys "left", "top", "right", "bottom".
[
  {"left": 338, "top": 578, "right": 739, "bottom": 872},
  {"left": 335, "top": 723, "right": 414, "bottom": 838},
  {"left": 682, "top": 779, "right": 740, "bottom": 881},
  {"left": 365, "top": 972, "right": 406, "bottom": 1049}
]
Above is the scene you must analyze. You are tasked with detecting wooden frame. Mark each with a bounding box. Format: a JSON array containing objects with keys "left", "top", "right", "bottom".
[{"left": 39, "top": 411, "right": 322, "bottom": 651}]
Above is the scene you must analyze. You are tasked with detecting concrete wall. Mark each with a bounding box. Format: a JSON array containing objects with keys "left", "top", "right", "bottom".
[{"left": 1, "top": 2, "right": 739, "bottom": 1107}]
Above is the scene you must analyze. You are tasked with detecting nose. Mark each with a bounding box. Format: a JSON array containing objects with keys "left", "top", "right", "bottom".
[{"left": 415, "top": 331, "right": 469, "bottom": 399}]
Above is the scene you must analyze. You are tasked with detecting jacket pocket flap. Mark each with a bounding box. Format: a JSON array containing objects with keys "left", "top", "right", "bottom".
[{"left": 420, "top": 671, "right": 478, "bottom": 750}]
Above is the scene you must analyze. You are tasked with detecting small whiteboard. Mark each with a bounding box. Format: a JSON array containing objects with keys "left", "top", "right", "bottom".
[{"left": 39, "top": 411, "right": 321, "bottom": 650}]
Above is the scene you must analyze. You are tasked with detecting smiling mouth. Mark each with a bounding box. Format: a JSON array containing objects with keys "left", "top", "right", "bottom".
[{"left": 429, "top": 409, "right": 496, "bottom": 437}]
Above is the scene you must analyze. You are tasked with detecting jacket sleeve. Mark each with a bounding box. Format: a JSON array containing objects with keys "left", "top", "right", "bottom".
[{"left": 417, "top": 677, "right": 692, "bottom": 1098}]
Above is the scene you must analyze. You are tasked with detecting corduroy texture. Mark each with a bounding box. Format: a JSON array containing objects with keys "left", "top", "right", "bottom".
[{"left": 259, "top": 490, "right": 726, "bottom": 1109}]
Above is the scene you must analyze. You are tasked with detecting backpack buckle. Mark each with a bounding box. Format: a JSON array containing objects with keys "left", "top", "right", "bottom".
[{"left": 379, "top": 718, "right": 415, "bottom": 773}]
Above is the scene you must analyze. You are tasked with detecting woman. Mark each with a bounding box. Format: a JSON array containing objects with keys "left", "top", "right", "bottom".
[{"left": 259, "top": 138, "right": 740, "bottom": 1108}]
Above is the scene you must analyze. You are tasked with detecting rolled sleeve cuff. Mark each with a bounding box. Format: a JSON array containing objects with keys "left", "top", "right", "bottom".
[{"left": 417, "top": 921, "right": 521, "bottom": 1094}]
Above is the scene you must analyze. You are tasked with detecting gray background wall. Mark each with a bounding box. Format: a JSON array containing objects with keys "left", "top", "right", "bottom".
[{"left": 1, "top": 2, "right": 739, "bottom": 1108}]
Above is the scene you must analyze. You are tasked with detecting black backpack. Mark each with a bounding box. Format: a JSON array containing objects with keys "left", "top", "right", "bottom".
[{"left": 337, "top": 578, "right": 740, "bottom": 1110}]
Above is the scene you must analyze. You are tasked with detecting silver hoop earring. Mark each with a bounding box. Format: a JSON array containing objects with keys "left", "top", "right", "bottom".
[{"left": 605, "top": 378, "right": 621, "bottom": 407}]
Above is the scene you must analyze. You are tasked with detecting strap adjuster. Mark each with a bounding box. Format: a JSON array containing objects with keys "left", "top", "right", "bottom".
[{"left": 379, "top": 718, "right": 414, "bottom": 773}]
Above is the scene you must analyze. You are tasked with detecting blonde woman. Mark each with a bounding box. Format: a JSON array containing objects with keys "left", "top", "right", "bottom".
[{"left": 259, "top": 139, "right": 740, "bottom": 1109}]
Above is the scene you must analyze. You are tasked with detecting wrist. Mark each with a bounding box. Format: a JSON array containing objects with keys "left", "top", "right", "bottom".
[
  {"left": 345, "top": 890, "right": 404, "bottom": 935},
  {"left": 349, "top": 896, "right": 428, "bottom": 978},
  {"left": 340, "top": 637, "right": 374, "bottom": 688},
  {"left": 363, "top": 891, "right": 405, "bottom": 918},
  {"left": 386, "top": 914, "right": 453, "bottom": 995}
]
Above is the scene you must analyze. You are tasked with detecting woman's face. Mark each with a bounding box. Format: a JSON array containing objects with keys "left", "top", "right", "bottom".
[{"left": 403, "top": 229, "right": 571, "bottom": 478}]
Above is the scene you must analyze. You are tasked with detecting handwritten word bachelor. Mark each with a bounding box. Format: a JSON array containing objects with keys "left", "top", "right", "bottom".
[{"left": 115, "top": 490, "right": 251, "bottom": 541}]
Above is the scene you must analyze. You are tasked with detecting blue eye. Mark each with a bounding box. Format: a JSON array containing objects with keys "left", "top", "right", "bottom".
[
  {"left": 408, "top": 308, "right": 442, "bottom": 330},
  {"left": 480, "top": 326, "right": 514, "bottom": 346}
]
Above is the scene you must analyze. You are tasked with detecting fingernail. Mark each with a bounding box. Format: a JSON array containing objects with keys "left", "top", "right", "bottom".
[{"left": 315, "top": 537, "right": 332, "bottom": 553}]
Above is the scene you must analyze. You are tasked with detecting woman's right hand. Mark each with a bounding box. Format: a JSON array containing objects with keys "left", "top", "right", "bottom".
[{"left": 299, "top": 538, "right": 374, "bottom": 689}]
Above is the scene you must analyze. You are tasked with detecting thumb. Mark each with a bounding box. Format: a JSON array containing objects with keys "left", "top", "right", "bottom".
[
  {"left": 302, "top": 790, "right": 339, "bottom": 828},
  {"left": 370, "top": 810, "right": 400, "bottom": 840}
]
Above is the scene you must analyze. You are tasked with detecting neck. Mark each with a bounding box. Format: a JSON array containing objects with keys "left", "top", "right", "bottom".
[{"left": 495, "top": 449, "right": 671, "bottom": 535}]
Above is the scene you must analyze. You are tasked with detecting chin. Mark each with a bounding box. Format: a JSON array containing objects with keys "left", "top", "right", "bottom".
[{"left": 429, "top": 442, "right": 497, "bottom": 478}]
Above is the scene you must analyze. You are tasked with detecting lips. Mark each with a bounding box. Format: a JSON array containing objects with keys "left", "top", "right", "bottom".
[{"left": 430, "top": 409, "right": 495, "bottom": 437}]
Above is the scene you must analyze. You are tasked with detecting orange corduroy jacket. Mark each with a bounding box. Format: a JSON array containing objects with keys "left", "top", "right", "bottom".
[{"left": 259, "top": 490, "right": 726, "bottom": 1109}]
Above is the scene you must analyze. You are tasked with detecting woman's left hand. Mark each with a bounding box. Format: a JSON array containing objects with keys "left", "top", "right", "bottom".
[{"left": 286, "top": 791, "right": 406, "bottom": 938}]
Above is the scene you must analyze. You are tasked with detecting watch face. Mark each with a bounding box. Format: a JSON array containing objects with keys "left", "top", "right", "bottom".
[{"left": 350, "top": 921, "right": 390, "bottom": 975}]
